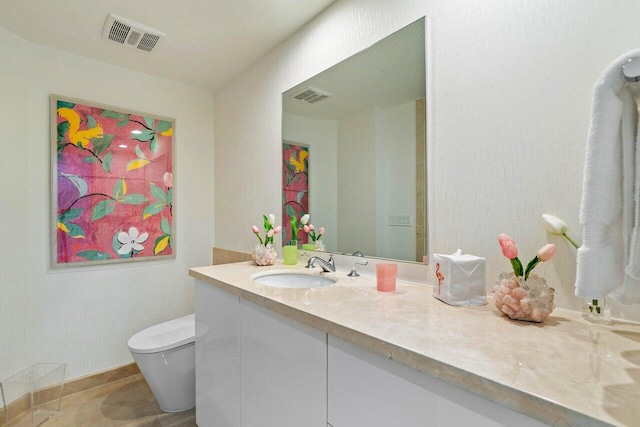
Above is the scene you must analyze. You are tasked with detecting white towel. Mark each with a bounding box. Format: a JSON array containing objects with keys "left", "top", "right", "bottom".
[{"left": 576, "top": 50, "right": 640, "bottom": 304}]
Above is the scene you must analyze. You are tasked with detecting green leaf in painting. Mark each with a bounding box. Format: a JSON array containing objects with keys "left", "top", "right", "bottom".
[
  {"left": 120, "top": 194, "right": 147, "bottom": 205},
  {"left": 157, "top": 120, "right": 172, "bottom": 134},
  {"left": 167, "top": 188, "right": 173, "bottom": 204},
  {"left": 285, "top": 204, "right": 295, "bottom": 219},
  {"left": 117, "top": 117, "right": 130, "bottom": 127},
  {"left": 149, "top": 136, "right": 159, "bottom": 153},
  {"left": 135, "top": 144, "right": 148, "bottom": 160},
  {"left": 143, "top": 201, "right": 166, "bottom": 219},
  {"left": 77, "top": 250, "right": 111, "bottom": 261},
  {"left": 57, "top": 100, "right": 76, "bottom": 109},
  {"left": 83, "top": 156, "right": 98, "bottom": 163},
  {"left": 149, "top": 182, "right": 167, "bottom": 202},
  {"left": 154, "top": 235, "right": 171, "bottom": 255},
  {"left": 64, "top": 222, "right": 85, "bottom": 239},
  {"left": 57, "top": 121, "right": 70, "bottom": 139},
  {"left": 161, "top": 217, "right": 171, "bottom": 235},
  {"left": 59, "top": 208, "right": 82, "bottom": 222},
  {"left": 102, "top": 151, "right": 112, "bottom": 173},
  {"left": 87, "top": 115, "right": 97, "bottom": 129},
  {"left": 61, "top": 172, "right": 88, "bottom": 197},
  {"left": 102, "top": 110, "right": 127, "bottom": 120},
  {"left": 296, "top": 190, "right": 306, "bottom": 204},
  {"left": 93, "top": 134, "right": 114, "bottom": 156},
  {"left": 113, "top": 178, "right": 126, "bottom": 200},
  {"left": 92, "top": 200, "right": 115, "bottom": 221},
  {"left": 132, "top": 129, "right": 155, "bottom": 142},
  {"left": 144, "top": 117, "right": 155, "bottom": 129}
]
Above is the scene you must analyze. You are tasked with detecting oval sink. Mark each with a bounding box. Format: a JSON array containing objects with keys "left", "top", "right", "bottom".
[{"left": 251, "top": 271, "right": 336, "bottom": 289}]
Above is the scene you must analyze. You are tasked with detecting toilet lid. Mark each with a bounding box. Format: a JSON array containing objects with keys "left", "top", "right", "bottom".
[{"left": 128, "top": 313, "right": 207, "bottom": 353}]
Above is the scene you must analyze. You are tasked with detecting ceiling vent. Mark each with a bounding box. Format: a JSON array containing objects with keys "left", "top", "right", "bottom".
[
  {"left": 290, "top": 87, "right": 333, "bottom": 104},
  {"left": 102, "top": 13, "right": 165, "bottom": 53}
]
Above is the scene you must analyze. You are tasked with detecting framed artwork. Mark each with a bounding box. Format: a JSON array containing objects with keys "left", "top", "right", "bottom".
[
  {"left": 282, "top": 141, "right": 308, "bottom": 244},
  {"left": 51, "top": 95, "right": 175, "bottom": 267}
]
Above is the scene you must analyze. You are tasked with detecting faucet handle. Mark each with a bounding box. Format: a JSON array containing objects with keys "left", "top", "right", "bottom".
[{"left": 347, "top": 259, "right": 368, "bottom": 277}]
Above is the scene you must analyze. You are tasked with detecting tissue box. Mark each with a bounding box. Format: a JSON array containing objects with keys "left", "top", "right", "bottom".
[{"left": 433, "top": 249, "right": 487, "bottom": 306}]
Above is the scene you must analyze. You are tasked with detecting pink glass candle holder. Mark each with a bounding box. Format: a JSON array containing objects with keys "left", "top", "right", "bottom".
[{"left": 376, "top": 263, "right": 398, "bottom": 292}]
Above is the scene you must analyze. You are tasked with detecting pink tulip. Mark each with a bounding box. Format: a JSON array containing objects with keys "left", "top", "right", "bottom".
[
  {"left": 501, "top": 241, "right": 518, "bottom": 259},
  {"left": 252, "top": 225, "right": 259, "bottom": 234},
  {"left": 318, "top": 227, "right": 325, "bottom": 235},
  {"left": 273, "top": 226, "right": 282, "bottom": 234},
  {"left": 309, "top": 224, "right": 315, "bottom": 231},
  {"left": 498, "top": 233, "right": 514, "bottom": 245},
  {"left": 163, "top": 172, "right": 173, "bottom": 188},
  {"left": 537, "top": 244, "right": 556, "bottom": 261},
  {"left": 304, "top": 225, "right": 310, "bottom": 233},
  {"left": 267, "top": 229, "right": 275, "bottom": 238}
]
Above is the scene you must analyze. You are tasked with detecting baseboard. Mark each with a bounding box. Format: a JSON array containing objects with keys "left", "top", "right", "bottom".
[{"left": 0, "top": 362, "right": 140, "bottom": 427}]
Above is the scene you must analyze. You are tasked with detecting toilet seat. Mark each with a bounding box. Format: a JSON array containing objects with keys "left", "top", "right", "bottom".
[{"left": 128, "top": 314, "right": 205, "bottom": 354}]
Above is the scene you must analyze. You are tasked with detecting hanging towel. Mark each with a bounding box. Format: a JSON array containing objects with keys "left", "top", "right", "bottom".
[{"left": 576, "top": 49, "right": 640, "bottom": 304}]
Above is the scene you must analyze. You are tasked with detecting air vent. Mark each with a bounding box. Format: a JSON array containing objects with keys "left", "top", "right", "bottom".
[
  {"left": 290, "top": 87, "right": 333, "bottom": 104},
  {"left": 102, "top": 13, "right": 165, "bottom": 53}
]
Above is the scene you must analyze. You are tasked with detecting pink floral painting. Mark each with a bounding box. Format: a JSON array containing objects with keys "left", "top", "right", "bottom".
[
  {"left": 282, "top": 142, "right": 309, "bottom": 244},
  {"left": 52, "top": 96, "right": 175, "bottom": 266}
]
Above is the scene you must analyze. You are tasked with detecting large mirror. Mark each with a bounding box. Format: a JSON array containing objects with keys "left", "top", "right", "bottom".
[{"left": 282, "top": 17, "right": 426, "bottom": 263}]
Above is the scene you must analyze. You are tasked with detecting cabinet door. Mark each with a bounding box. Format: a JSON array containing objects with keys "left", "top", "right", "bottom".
[
  {"left": 240, "top": 299, "right": 327, "bottom": 427},
  {"left": 328, "top": 336, "right": 546, "bottom": 427},
  {"left": 195, "top": 280, "right": 241, "bottom": 427}
]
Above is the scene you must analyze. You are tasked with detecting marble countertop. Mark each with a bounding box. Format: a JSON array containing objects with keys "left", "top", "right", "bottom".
[{"left": 189, "top": 261, "right": 640, "bottom": 427}]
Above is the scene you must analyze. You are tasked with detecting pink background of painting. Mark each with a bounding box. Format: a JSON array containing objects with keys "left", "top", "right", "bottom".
[{"left": 56, "top": 101, "right": 173, "bottom": 263}]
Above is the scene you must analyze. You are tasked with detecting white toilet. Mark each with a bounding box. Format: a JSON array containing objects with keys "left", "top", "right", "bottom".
[{"left": 128, "top": 314, "right": 207, "bottom": 412}]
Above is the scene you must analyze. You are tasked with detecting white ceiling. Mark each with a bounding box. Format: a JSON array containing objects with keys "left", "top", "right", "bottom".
[{"left": 0, "top": 0, "right": 336, "bottom": 91}]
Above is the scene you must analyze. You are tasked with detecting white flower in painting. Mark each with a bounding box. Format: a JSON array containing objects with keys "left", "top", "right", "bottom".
[{"left": 117, "top": 227, "right": 149, "bottom": 255}]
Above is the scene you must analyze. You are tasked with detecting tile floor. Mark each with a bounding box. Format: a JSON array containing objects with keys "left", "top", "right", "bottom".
[{"left": 42, "top": 374, "right": 196, "bottom": 426}]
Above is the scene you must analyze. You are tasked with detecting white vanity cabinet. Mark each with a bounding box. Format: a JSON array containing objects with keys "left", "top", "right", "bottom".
[
  {"left": 327, "top": 336, "right": 546, "bottom": 427},
  {"left": 195, "top": 278, "right": 545, "bottom": 427},
  {"left": 195, "top": 279, "right": 327, "bottom": 427}
]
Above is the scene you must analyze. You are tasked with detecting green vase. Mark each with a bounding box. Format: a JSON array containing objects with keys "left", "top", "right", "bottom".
[{"left": 283, "top": 240, "right": 298, "bottom": 265}]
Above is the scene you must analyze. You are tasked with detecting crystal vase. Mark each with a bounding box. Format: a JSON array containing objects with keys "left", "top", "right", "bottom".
[
  {"left": 492, "top": 272, "right": 555, "bottom": 322},
  {"left": 251, "top": 244, "right": 276, "bottom": 266}
]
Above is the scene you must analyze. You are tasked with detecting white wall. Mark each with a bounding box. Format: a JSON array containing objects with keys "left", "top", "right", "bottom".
[
  {"left": 0, "top": 26, "right": 215, "bottom": 381},
  {"left": 214, "top": 0, "right": 640, "bottom": 315},
  {"left": 337, "top": 108, "right": 377, "bottom": 255},
  {"left": 375, "top": 102, "right": 416, "bottom": 261},
  {"left": 282, "top": 113, "right": 338, "bottom": 250}
]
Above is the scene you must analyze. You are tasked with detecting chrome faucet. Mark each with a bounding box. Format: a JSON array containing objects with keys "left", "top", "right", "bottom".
[{"left": 306, "top": 255, "right": 335, "bottom": 272}]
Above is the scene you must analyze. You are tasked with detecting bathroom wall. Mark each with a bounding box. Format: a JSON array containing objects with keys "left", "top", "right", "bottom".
[
  {"left": 214, "top": 0, "right": 640, "bottom": 314},
  {"left": 374, "top": 102, "right": 416, "bottom": 261},
  {"left": 337, "top": 107, "right": 377, "bottom": 256},
  {"left": 0, "top": 26, "right": 215, "bottom": 381}
]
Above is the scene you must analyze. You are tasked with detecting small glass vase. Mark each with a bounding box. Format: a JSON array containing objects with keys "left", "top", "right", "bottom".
[
  {"left": 492, "top": 272, "right": 555, "bottom": 322},
  {"left": 283, "top": 240, "right": 298, "bottom": 265},
  {"left": 302, "top": 242, "right": 316, "bottom": 251},
  {"left": 301, "top": 239, "right": 325, "bottom": 252},
  {"left": 252, "top": 243, "right": 276, "bottom": 266},
  {"left": 582, "top": 297, "right": 611, "bottom": 324}
]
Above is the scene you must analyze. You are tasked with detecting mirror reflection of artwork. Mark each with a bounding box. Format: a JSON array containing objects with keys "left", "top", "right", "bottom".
[
  {"left": 282, "top": 141, "right": 309, "bottom": 245},
  {"left": 281, "top": 17, "right": 426, "bottom": 263}
]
